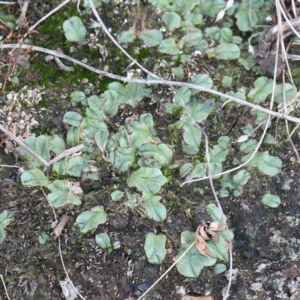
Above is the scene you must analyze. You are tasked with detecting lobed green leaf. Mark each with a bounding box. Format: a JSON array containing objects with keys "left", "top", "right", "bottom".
[
  {"left": 76, "top": 206, "right": 107, "bottom": 233},
  {"left": 144, "top": 233, "right": 166, "bottom": 264}
]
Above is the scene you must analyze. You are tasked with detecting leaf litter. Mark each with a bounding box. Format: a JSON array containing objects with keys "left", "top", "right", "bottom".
[{"left": 195, "top": 222, "right": 226, "bottom": 258}]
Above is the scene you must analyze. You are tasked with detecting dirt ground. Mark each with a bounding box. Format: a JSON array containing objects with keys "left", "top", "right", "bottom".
[{"left": 1, "top": 1, "right": 300, "bottom": 300}]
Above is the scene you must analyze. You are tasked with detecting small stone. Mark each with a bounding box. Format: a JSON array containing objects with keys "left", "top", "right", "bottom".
[
  {"left": 45, "top": 55, "right": 54, "bottom": 62},
  {"left": 135, "top": 281, "right": 150, "bottom": 293}
]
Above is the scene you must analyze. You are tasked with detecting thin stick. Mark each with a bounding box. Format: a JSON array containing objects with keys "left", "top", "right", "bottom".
[
  {"left": 277, "top": 2, "right": 300, "bottom": 161},
  {"left": 0, "top": 1, "right": 16, "bottom": 4},
  {"left": 16, "top": 0, "right": 29, "bottom": 28},
  {"left": 0, "top": 123, "right": 84, "bottom": 168},
  {"left": 277, "top": 1, "right": 294, "bottom": 86},
  {"left": 289, "top": 123, "right": 300, "bottom": 138},
  {"left": 0, "top": 123, "right": 50, "bottom": 167},
  {"left": 54, "top": 56, "right": 74, "bottom": 72},
  {"left": 0, "top": 164, "right": 19, "bottom": 168},
  {"left": 0, "top": 274, "right": 11, "bottom": 300},
  {"left": 28, "top": 0, "right": 71, "bottom": 32},
  {"left": 291, "top": 0, "right": 297, "bottom": 18},
  {"left": 48, "top": 144, "right": 84, "bottom": 166}
]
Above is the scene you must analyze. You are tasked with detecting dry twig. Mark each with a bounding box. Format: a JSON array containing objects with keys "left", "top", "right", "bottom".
[
  {"left": 53, "top": 215, "right": 69, "bottom": 239},
  {"left": 0, "top": 43, "right": 299, "bottom": 125}
]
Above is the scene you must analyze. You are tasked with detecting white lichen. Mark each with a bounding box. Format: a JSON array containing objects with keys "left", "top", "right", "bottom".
[{"left": 0, "top": 86, "right": 45, "bottom": 152}]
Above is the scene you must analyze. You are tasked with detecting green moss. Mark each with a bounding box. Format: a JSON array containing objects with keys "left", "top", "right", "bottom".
[
  {"left": 31, "top": 61, "right": 57, "bottom": 87},
  {"left": 169, "top": 107, "right": 183, "bottom": 119},
  {"left": 291, "top": 64, "right": 300, "bottom": 83},
  {"left": 135, "top": 47, "right": 151, "bottom": 61},
  {"left": 89, "top": 47, "right": 102, "bottom": 59},
  {"left": 162, "top": 166, "right": 173, "bottom": 184},
  {"left": 98, "top": 76, "right": 114, "bottom": 93},
  {"left": 36, "top": 124, "right": 49, "bottom": 135},
  {"left": 168, "top": 128, "right": 180, "bottom": 147},
  {"left": 35, "top": 5, "right": 80, "bottom": 48},
  {"left": 70, "top": 64, "right": 99, "bottom": 82},
  {"left": 27, "top": 265, "right": 38, "bottom": 279},
  {"left": 185, "top": 187, "right": 191, "bottom": 193},
  {"left": 72, "top": 242, "right": 83, "bottom": 251},
  {"left": 38, "top": 95, "right": 47, "bottom": 109},
  {"left": 131, "top": 162, "right": 139, "bottom": 170}
]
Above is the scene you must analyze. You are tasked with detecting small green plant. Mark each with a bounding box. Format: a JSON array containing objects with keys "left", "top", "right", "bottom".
[
  {"left": 96, "top": 233, "right": 120, "bottom": 252},
  {"left": 221, "top": 170, "right": 251, "bottom": 196},
  {"left": 63, "top": 16, "right": 87, "bottom": 42},
  {"left": 38, "top": 232, "right": 50, "bottom": 244},
  {"left": 262, "top": 194, "right": 281, "bottom": 208},
  {"left": 76, "top": 206, "right": 107, "bottom": 233},
  {"left": 144, "top": 232, "right": 167, "bottom": 264},
  {"left": 111, "top": 190, "right": 124, "bottom": 201},
  {"left": 0, "top": 210, "right": 14, "bottom": 244}
]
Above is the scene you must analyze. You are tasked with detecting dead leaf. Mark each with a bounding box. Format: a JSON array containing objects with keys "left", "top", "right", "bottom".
[
  {"left": 206, "top": 229, "right": 217, "bottom": 242},
  {"left": 255, "top": 54, "right": 285, "bottom": 77},
  {"left": 60, "top": 277, "right": 78, "bottom": 300},
  {"left": 182, "top": 296, "right": 214, "bottom": 300},
  {"left": 282, "top": 265, "right": 300, "bottom": 279},
  {"left": 209, "top": 222, "right": 226, "bottom": 231},
  {"left": 67, "top": 181, "right": 83, "bottom": 195},
  {"left": 53, "top": 215, "right": 69, "bottom": 239},
  {"left": 195, "top": 221, "right": 227, "bottom": 256},
  {"left": 199, "top": 224, "right": 209, "bottom": 240},
  {"left": 195, "top": 227, "right": 210, "bottom": 258}
]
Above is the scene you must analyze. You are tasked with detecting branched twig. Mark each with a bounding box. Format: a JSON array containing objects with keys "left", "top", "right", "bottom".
[{"left": 1, "top": 44, "right": 299, "bottom": 124}]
